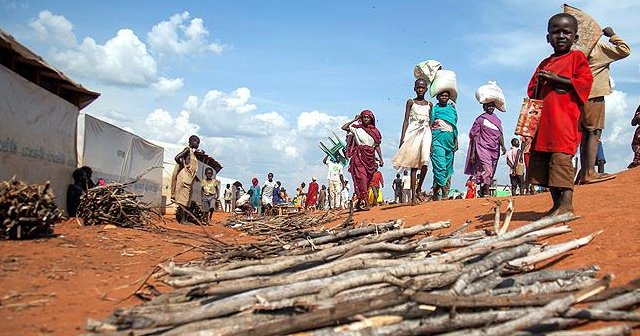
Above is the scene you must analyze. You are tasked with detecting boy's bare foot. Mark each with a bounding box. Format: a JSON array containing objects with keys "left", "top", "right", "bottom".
[
  {"left": 550, "top": 206, "right": 573, "bottom": 217},
  {"left": 582, "top": 172, "right": 616, "bottom": 184},
  {"left": 544, "top": 205, "right": 560, "bottom": 217}
]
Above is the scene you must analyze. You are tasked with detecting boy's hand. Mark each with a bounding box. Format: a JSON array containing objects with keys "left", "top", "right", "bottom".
[
  {"left": 602, "top": 27, "right": 615, "bottom": 38},
  {"left": 537, "top": 70, "right": 562, "bottom": 82}
]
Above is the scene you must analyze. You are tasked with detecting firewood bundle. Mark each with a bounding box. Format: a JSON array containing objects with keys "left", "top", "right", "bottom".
[
  {"left": 77, "top": 183, "right": 157, "bottom": 228},
  {"left": 225, "top": 211, "right": 343, "bottom": 238},
  {"left": 86, "top": 213, "right": 640, "bottom": 335},
  {"left": 207, "top": 217, "right": 399, "bottom": 263},
  {"left": 0, "top": 180, "right": 62, "bottom": 239}
]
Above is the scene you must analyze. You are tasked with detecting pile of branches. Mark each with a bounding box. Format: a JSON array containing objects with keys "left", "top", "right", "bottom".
[
  {"left": 224, "top": 211, "right": 343, "bottom": 237},
  {"left": 0, "top": 180, "right": 62, "bottom": 239},
  {"left": 205, "top": 211, "right": 357, "bottom": 262},
  {"left": 86, "top": 212, "right": 640, "bottom": 335},
  {"left": 77, "top": 183, "right": 157, "bottom": 228},
  {"left": 207, "top": 219, "right": 400, "bottom": 263}
]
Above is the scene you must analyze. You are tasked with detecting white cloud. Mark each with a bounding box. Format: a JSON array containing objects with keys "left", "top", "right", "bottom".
[
  {"left": 470, "top": 31, "right": 548, "bottom": 68},
  {"left": 152, "top": 77, "right": 184, "bottom": 94},
  {"left": 297, "top": 111, "right": 349, "bottom": 138},
  {"left": 51, "top": 29, "right": 160, "bottom": 86},
  {"left": 29, "top": 11, "right": 184, "bottom": 89},
  {"left": 29, "top": 10, "right": 77, "bottom": 47},
  {"left": 147, "top": 11, "right": 224, "bottom": 56},
  {"left": 139, "top": 87, "right": 352, "bottom": 189},
  {"left": 602, "top": 90, "right": 631, "bottom": 146}
]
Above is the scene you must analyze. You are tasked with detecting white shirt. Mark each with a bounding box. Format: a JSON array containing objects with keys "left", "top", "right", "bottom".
[
  {"left": 327, "top": 161, "right": 343, "bottom": 181},
  {"left": 262, "top": 180, "right": 277, "bottom": 203},
  {"left": 401, "top": 175, "right": 411, "bottom": 190}
]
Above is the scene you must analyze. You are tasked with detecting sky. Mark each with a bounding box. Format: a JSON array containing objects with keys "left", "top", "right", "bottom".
[{"left": 1, "top": 0, "right": 638, "bottom": 198}]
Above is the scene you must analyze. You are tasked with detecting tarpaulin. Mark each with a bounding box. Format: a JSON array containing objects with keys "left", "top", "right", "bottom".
[{"left": 0, "top": 65, "right": 78, "bottom": 210}]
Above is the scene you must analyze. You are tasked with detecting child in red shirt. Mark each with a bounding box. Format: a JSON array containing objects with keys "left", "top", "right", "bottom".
[{"left": 526, "top": 13, "right": 593, "bottom": 216}]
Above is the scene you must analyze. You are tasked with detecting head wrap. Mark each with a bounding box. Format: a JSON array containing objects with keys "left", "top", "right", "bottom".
[
  {"left": 351, "top": 110, "right": 382, "bottom": 144},
  {"left": 252, "top": 178, "right": 259, "bottom": 187}
]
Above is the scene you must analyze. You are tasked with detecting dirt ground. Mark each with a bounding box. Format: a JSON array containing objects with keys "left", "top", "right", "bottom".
[{"left": 1, "top": 168, "right": 639, "bottom": 335}]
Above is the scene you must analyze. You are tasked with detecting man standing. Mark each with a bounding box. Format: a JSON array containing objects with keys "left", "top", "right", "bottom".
[
  {"left": 392, "top": 173, "right": 403, "bottom": 204},
  {"left": 369, "top": 166, "right": 384, "bottom": 206},
  {"left": 323, "top": 154, "right": 345, "bottom": 209},
  {"left": 401, "top": 170, "right": 411, "bottom": 203},
  {"left": 577, "top": 27, "right": 630, "bottom": 184},
  {"left": 261, "top": 173, "right": 277, "bottom": 216}
]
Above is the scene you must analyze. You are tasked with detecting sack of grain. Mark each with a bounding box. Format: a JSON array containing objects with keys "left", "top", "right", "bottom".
[
  {"left": 475, "top": 81, "right": 507, "bottom": 112},
  {"left": 414, "top": 60, "right": 442, "bottom": 84},
  {"left": 429, "top": 69, "right": 458, "bottom": 102},
  {"left": 563, "top": 4, "right": 602, "bottom": 56}
]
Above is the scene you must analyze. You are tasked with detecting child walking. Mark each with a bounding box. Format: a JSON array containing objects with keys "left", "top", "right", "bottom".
[
  {"left": 392, "top": 78, "right": 432, "bottom": 203},
  {"left": 526, "top": 13, "right": 593, "bottom": 216}
]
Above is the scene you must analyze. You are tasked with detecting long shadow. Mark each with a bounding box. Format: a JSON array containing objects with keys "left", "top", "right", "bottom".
[{"left": 475, "top": 210, "right": 547, "bottom": 226}]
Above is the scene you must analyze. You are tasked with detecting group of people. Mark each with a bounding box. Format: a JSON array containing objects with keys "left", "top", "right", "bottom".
[
  {"left": 341, "top": 12, "right": 632, "bottom": 217},
  {"left": 170, "top": 12, "right": 634, "bottom": 220},
  {"left": 227, "top": 172, "right": 356, "bottom": 217}
]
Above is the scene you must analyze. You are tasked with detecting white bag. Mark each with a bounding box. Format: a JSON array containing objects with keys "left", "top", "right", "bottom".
[
  {"left": 475, "top": 81, "right": 506, "bottom": 112},
  {"left": 414, "top": 60, "right": 442, "bottom": 84},
  {"left": 429, "top": 70, "right": 458, "bottom": 102}
]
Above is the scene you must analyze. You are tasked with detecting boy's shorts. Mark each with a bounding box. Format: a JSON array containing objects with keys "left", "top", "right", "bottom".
[
  {"left": 203, "top": 195, "right": 216, "bottom": 212},
  {"left": 581, "top": 97, "right": 605, "bottom": 131},
  {"left": 527, "top": 151, "right": 575, "bottom": 190}
]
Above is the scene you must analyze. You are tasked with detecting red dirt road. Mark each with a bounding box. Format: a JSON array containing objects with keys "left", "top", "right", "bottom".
[{"left": 1, "top": 168, "right": 639, "bottom": 335}]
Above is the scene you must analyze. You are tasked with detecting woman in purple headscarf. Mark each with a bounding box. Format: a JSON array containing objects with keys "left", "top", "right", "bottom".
[
  {"left": 464, "top": 102, "right": 506, "bottom": 197},
  {"left": 342, "top": 110, "right": 384, "bottom": 211}
]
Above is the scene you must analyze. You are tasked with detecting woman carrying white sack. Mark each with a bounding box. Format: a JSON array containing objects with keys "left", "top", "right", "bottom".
[{"left": 464, "top": 81, "right": 507, "bottom": 197}]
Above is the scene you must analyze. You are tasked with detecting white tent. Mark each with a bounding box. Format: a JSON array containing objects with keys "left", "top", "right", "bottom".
[
  {"left": 0, "top": 30, "right": 102, "bottom": 211},
  {"left": 77, "top": 114, "right": 164, "bottom": 206}
]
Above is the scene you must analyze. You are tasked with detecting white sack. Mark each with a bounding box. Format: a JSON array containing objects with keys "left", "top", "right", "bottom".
[
  {"left": 414, "top": 60, "right": 442, "bottom": 84},
  {"left": 475, "top": 81, "right": 507, "bottom": 112},
  {"left": 429, "top": 70, "right": 458, "bottom": 102}
]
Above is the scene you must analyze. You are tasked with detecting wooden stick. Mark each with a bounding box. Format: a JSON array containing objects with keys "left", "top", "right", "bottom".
[{"left": 499, "top": 199, "right": 514, "bottom": 235}]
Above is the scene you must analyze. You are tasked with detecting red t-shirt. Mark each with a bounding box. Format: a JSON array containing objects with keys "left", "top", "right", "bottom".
[
  {"left": 527, "top": 50, "right": 593, "bottom": 155},
  {"left": 369, "top": 171, "right": 384, "bottom": 187}
]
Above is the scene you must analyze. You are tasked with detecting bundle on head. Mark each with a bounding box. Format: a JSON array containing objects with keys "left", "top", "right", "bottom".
[
  {"left": 77, "top": 183, "right": 156, "bottom": 228},
  {"left": 0, "top": 180, "right": 62, "bottom": 239}
]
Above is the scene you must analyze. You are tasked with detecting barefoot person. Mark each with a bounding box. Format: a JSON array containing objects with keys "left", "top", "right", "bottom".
[
  {"left": 576, "top": 26, "right": 630, "bottom": 184},
  {"left": 430, "top": 91, "right": 458, "bottom": 200},
  {"left": 464, "top": 101, "right": 506, "bottom": 198},
  {"left": 526, "top": 13, "right": 593, "bottom": 216},
  {"left": 342, "top": 110, "right": 383, "bottom": 211},
  {"left": 392, "top": 79, "right": 432, "bottom": 203}
]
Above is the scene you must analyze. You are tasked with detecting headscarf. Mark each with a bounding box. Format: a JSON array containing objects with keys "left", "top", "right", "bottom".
[
  {"left": 252, "top": 178, "right": 259, "bottom": 187},
  {"left": 351, "top": 110, "right": 382, "bottom": 144}
]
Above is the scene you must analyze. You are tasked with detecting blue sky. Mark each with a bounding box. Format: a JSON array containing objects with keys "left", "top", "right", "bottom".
[{"left": 2, "top": 0, "right": 638, "bottom": 197}]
